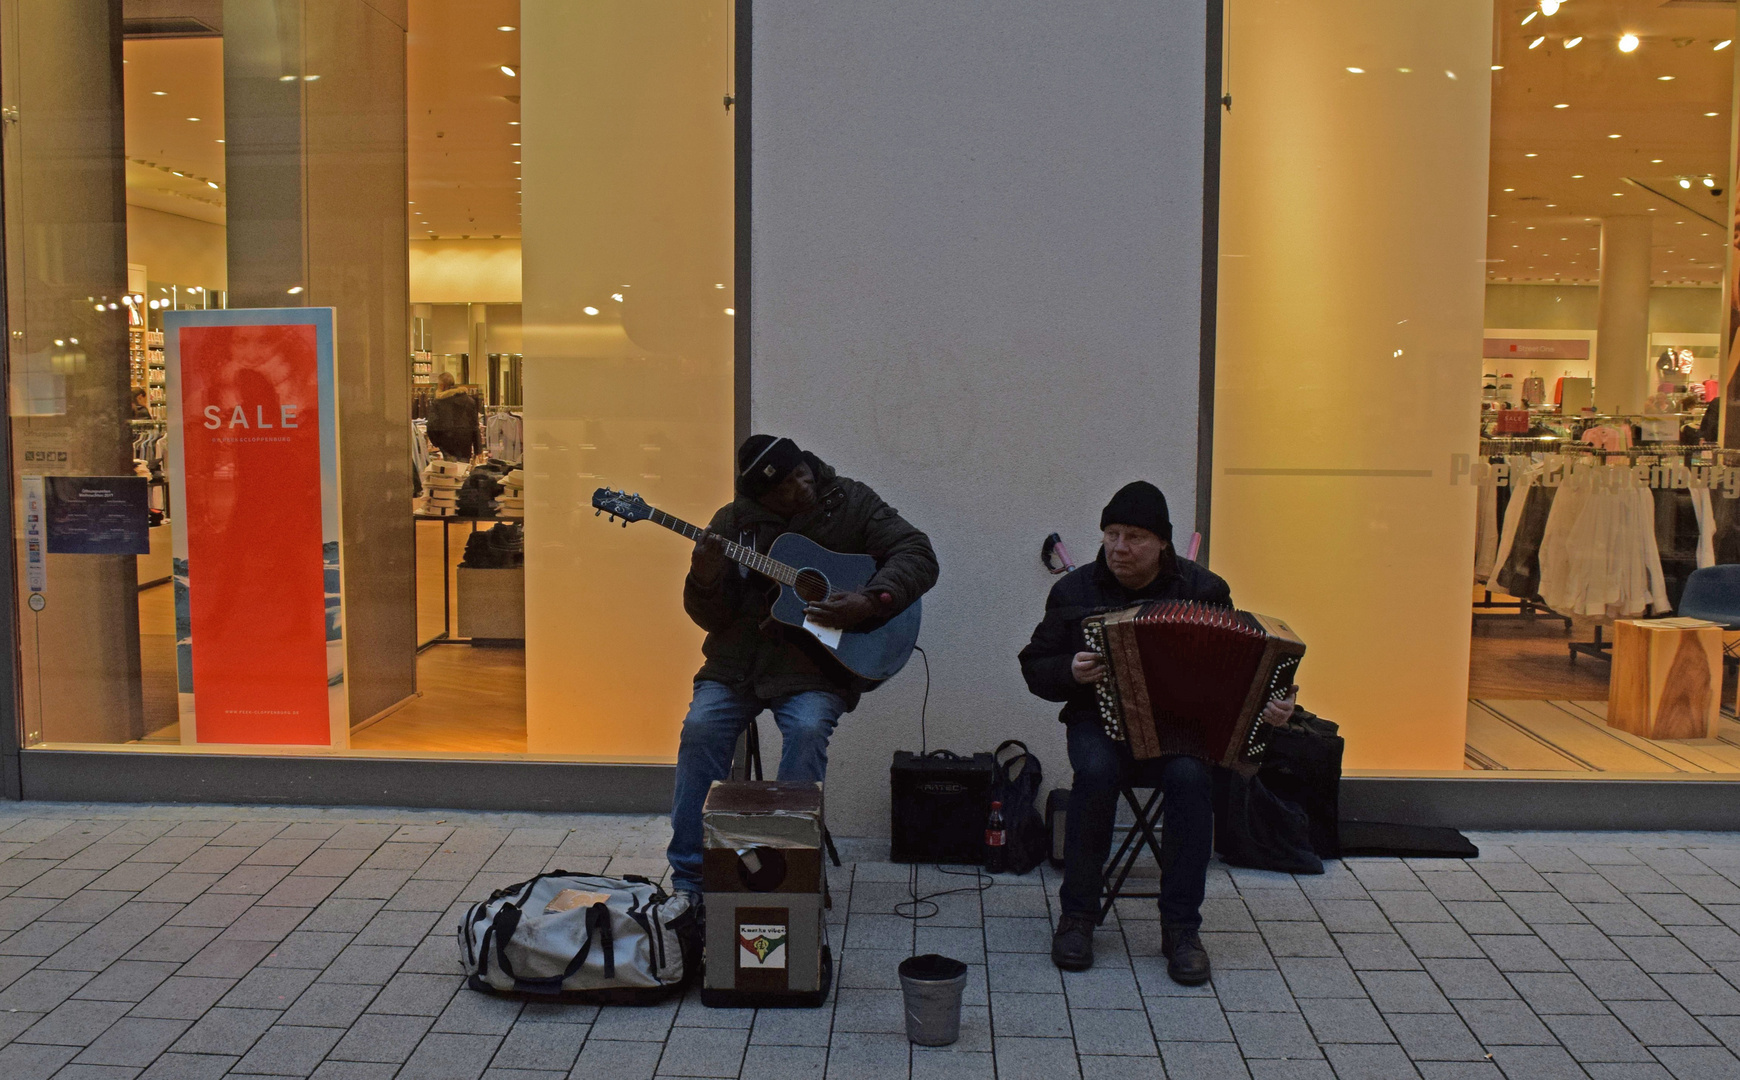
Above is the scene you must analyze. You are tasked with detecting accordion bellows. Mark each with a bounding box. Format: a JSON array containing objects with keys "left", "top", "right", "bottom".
[{"left": 1082, "top": 601, "right": 1305, "bottom": 773}]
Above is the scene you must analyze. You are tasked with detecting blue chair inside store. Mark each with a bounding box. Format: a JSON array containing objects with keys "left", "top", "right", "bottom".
[{"left": 1679, "top": 565, "right": 1740, "bottom": 630}]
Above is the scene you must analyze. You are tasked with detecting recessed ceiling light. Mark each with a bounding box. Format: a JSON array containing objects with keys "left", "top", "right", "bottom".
[
  {"left": 279, "top": 75, "right": 296, "bottom": 82},
  {"left": 583, "top": 306, "right": 599, "bottom": 316},
  {"left": 725, "top": 308, "right": 735, "bottom": 316},
  {"left": 1346, "top": 67, "right": 1364, "bottom": 74},
  {"left": 1609, "top": 133, "right": 1621, "bottom": 138},
  {"left": 151, "top": 90, "right": 166, "bottom": 96},
  {"left": 1564, "top": 36, "right": 1582, "bottom": 49},
  {"left": 1651, "top": 159, "right": 1663, "bottom": 163},
  {"left": 1572, "top": 174, "right": 1584, "bottom": 178},
  {"left": 509, "top": 121, "right": 520, "bottom": 125},
  {"left": 1706, "top": 112, "right": 1720, "bottom": 117},
  {"left": 1503, "top": 187, "right": 1515, "bottom": 192},
  {"left": 1492, "top": 65, "right": 1504, "bottom": 71},
  {"left": 498, "top": 25, "right": 516, "bottom": 31},
  {"left": 287, "top": 286, "right": 304, "bottom": 295},
  {"left": 185, "top": 117, "right": 200, "bottom": 122},
  {"left": 1719, "top": 40, "right": 1733, "bottom": 51},
  {"left": 215, "top": 139, "right": 224, "bottom": 143},
  {"left": 1523, "top": 11, "right": 1538, "bottom": 25},
  {"left": 1397, "top": 67, "right": 1412, "bottom": 73},
  {"left": 304, "top": 74, "right": 319, "bottom": 81},
  {"left": 1529, "top": 36, "right": 1546, "bottom": 50},
  {"left": 206, "top": 181, "right": 218, "bottom": 189},
  {"left": 1658, "top": 75, "right": 1675, "bottom": 81},
  {"left": 1554, "top": 103, "right": 1569, "bottom": 109},
  {"left": 1526, "top": 153, "right": 1538, "bottom": 158},
  {"left": 1619, "top": 33, "right": 1640, "bottom": 53},
  {"left": 500, "top": 65, "right": 517, "bottom": 77}
]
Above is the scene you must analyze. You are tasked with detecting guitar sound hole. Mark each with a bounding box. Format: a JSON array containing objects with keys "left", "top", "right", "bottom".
[{"left": 794, "top": 568, "right": 830, "bottom": 603}]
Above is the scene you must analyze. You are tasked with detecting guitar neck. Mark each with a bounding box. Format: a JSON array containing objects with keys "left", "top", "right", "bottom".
[{"left": 647, "top": 508, "right": 800, "bottom": 587}]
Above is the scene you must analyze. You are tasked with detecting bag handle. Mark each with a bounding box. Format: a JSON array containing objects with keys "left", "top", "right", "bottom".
[
  {"left": 491, "top": 901, "right": 615, "bottom": 991},
  {"left": 994, "top": 740, "right": 1039, "bottom": 784}
]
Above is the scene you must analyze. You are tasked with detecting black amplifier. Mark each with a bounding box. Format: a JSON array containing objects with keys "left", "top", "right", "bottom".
[{"left": 890, "top": 750, "right": 995, "bottom": 864}]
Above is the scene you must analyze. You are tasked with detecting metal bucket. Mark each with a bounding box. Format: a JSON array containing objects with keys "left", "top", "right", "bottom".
[{"left": 897, "top": 953, "right": 969, "bottom": 1046}]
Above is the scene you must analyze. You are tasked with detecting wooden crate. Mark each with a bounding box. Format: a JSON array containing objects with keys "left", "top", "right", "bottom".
[{"left": 1608, "top": 617, "right": 1723, "bottom": 741}]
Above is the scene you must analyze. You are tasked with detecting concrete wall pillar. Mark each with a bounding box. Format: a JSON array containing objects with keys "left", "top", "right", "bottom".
[
  {"left": 3, "top": 0, "right": 144, "bottom": 744},
  {"left": 1596, "top": 216, "right": 1653, "bottom": 414},
  {"left": 223, "top": 0, "right": 414, "bottom": 726},
  {"left": 1211, "top": 0, "right": 1494, "bottom": 771}
]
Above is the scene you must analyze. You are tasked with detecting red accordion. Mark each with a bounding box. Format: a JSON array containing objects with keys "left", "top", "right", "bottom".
[{"left": 1081, "top": 601, "right": 1305, "bottom": 773}]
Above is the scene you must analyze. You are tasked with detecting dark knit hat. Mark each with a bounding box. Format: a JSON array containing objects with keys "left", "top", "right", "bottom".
[
  {"left": 1100, "top": 481, "right": 1172, "bottom": 542},
  {"left": 737, "top": 435, "right": 805, "bottom": 498}
]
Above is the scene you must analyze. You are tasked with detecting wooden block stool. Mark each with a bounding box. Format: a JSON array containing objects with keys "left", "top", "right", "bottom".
[{"left": 1608, "top": 617, "right": 1724, "bottom": 740}]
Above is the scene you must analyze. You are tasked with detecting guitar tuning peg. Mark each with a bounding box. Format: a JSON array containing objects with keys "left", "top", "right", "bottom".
[
  {"left": 621, "top": 520, "right": 628, "bottom": 528},
  {"left": 594, "top": 509, "right": 600, "bottom": 516},
  {"left": 608, "top": 515, "right": 615, "bottom": 522}
]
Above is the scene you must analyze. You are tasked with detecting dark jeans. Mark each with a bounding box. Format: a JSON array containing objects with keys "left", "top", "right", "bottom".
[{"left": 1060, "top": 721, "right": 1214, "bottom": 929}]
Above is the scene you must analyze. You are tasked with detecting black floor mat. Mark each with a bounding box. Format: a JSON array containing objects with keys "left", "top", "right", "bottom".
[{"left": 1338, "top": 820, "right": 1479, "bottom": 859}]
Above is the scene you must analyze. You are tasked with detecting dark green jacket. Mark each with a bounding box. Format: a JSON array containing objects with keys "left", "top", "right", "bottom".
[{"left": 683, "top": 454, "right": 938, "bottom": 708}]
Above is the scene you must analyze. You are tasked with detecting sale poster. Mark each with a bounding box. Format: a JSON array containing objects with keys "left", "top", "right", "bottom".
[{"left": 163, "top": 309, "right": 346, "bottom": 746}]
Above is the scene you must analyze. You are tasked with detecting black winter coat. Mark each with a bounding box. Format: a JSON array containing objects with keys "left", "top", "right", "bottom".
[
  {"left": 683, "top": 454, "right": 938, "bottom": 709},
  {"left": 1018, "top": 549, "right": 1233, "bottom": 727}
]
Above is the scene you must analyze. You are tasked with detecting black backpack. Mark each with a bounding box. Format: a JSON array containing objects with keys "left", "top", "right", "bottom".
[{"left": 991, "top": 740, "right": 1048, "bottom": 875}]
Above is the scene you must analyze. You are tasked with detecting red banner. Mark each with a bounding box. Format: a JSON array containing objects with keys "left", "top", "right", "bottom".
[{"left": 176, "top": 322, "right": 331, "bottom": 744}]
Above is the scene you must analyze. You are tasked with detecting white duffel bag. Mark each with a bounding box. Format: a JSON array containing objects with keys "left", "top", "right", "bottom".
[{"left": 458, "top": 872, "right": 695, "bottom": 1003}]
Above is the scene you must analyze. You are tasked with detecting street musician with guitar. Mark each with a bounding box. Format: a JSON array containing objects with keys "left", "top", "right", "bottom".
[{"left": 660, "top": 435, "right": 937, "bottom": 907}]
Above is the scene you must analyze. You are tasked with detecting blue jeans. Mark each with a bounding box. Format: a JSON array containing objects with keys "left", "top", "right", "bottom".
[
  {"left": 666, "top": 679, "right": 846, "bottom": 894},
  {"left": 1060, "top": 721, "right": 1215, "bottom": 929}
]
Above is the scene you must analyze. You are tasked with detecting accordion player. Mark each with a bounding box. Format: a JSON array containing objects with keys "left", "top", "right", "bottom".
[{"left": 1081, "top": 600, "right": 1305, "bottom": 774}]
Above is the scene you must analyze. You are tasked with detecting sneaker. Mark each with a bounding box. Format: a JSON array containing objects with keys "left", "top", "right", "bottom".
[
  {"left": 1051, "top": 912, "right": 1096, "bottom": 971},
  {"left": 1161, "top": 926, "right": 1211, "bottom": 985}
]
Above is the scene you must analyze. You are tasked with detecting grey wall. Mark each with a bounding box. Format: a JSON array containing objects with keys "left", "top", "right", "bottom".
[{"left": 751, "top": 1, "right": 1210, "bottom": 836}]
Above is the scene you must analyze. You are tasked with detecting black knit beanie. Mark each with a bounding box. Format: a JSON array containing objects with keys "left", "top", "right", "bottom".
[
  {"left": 737, "top": 435, "right": 806, "bottom": 498},
  {"left": 1100, "top": 481, "right": 1172, "bottom": 543}
]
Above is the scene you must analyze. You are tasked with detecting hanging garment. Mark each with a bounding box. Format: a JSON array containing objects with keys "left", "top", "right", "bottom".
[
  {"left": 1537, "top": 464, "right": 1670, "bottom": 617},
  {"left": 1474, "top": 465, "right": 1501, "bottom": 581},
  {"left": 1521, "top": 376, "right": 1546, "bottom": 406}
]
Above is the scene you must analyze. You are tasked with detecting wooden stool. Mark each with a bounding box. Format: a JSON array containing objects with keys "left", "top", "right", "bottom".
[{"left": 1608, "top": 617, "right": 1724, "bottom": 740}]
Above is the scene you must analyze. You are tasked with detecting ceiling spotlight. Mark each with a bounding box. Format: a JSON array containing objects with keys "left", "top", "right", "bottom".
[
  {"left": 1681, "top": 177, "right": 1692, "bottom": 188},
  {"left": 185, "top": 116, "right": 200, "bottom": 122},
  {"left": 1554, "top": 103, "right": 1569, "bottom": 109},
  {"left": 151, "top": 90, "right": 166, "bottom": 96},
  {"left": 1522, "top": 11, "right": 1538, "bottom": 25},
  {"left": 1572, "top": 174, "right": 1584, "bottom": 178},
  {"left": 287, "top": 286, "right": 304, "bottom": 295},
  {"left": 1704, "top": 177, "right": 1716, "bottom": 187},
  {"left": 500, "top": 65, "right": 517, "bottom": 77},
  {"left": 304, "top": 74, "right": 319, "bottom": 81},
  {"left": 725, "top": 308, "right": 735, "bottom": 316},
  {"left": 1529, "top": 36, "right": 1546, "bottom": 50},
  {"left": 132, "top": 294, "right": 143, "bottom": 303},
  {"left": 1564, "top": 36, "right": 1582, "bottom": 49},
  {"left": 1346, "top": 67, "right": 1365, "bottom": 74},
  {"left": 1526, "top": 153, "right": 1538, "bottom": 157},
  {"left": 583, "top": 306, "right": 599, "bottom": 316},
  {"left": 1658, "top": 75, "right": 1675, "bottom": 81},
  {"left": 1493, "top": 65, "right": 1505, "bottom": 71},
  {"left": 611, "top": 293, "right": 624, "bottom": 302},
  {"left": 497, "top": 25, "right": 516, "bottom": 31},
  {"left": 1608, "top": 133, "right": 1621, "bottom": 138},
  {"left": 1719, "top": 40, "right": 1733, "bottom": 51},
  {"left": 1503, "top": 187, "right": 1515, "bottom": 192},
  {"left": 1651, "top": 159, "right": 1664, "bottom": 163},
  {"left": 278, "top": 75, "right": 296, "bottom": 82},
  {"left": 1619, "top": 33, "right": 1639, "bottom": 53},
  {"left": 206, "top": 181, "right": 218, "bottom": 189},
  {"left": 1541, "top": 0, "right": 1560, "bottom": 14},
  {"left": 1707, "top": 112, "right": 1721, "bottom": 117}
]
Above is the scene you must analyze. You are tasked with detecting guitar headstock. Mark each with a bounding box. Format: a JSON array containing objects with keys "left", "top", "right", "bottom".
[{"left": 591, "top": 487, "right": 652, "bottom": 525}]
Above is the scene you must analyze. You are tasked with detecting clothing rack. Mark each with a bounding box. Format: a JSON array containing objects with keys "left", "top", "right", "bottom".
[{"left": 1479, "top": 438, "right": 1737, "bottom": 459}]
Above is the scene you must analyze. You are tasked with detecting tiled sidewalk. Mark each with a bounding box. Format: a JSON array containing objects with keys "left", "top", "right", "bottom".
[{"left": 4, "top": 806, "right": 1740, "bottom": 1079}]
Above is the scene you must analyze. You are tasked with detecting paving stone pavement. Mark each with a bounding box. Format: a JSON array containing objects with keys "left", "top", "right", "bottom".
[{"left": 7, "top": 805, "right": 1740, "bottom": 1078}]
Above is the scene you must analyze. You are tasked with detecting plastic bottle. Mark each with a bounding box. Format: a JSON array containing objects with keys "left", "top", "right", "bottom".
[{"left": 984, "top": 800, "right": 1007, "bottom": 872}]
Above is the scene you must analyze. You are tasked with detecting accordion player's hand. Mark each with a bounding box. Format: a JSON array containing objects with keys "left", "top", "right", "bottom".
[
  {"left": 1071, "top": 652, "right": 1108, "bottom": 685},
  {"left": 1261, "top": 686, "right": 1299, "bottom": 726}
]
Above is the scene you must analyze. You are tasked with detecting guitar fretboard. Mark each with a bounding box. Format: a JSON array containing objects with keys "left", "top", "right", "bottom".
[{"left": 648, "top": 508, "right": 800, "bottom": 587}]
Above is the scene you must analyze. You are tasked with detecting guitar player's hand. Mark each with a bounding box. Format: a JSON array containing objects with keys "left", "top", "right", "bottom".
[
  {"left": 691, "top": 531, "right": 729, "bottom": 586},
  {"left": 805, "top": 591, "right": 877, "bottom": 630}
]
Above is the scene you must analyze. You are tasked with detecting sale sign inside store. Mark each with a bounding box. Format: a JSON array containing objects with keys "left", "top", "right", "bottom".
[{"left": 163, "top": 309, "right": 345, "bottom": 746}]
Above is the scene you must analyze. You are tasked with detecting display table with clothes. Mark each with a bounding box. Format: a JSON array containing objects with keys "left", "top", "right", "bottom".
[{"left": 415, "top": 513, "right": 522, "bottom": 649}]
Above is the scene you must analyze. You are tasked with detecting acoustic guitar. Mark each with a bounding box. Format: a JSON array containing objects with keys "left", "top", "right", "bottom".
[{"left": 591, "top": 487, "right": 923, "bottom": 682}]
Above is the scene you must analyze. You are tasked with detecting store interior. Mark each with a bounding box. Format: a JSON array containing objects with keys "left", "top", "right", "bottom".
[
  {"left": 119, "top": 1, "right": 534, "bottom": 754},
  {"left": 1467, "top": 0, "right": 1740, "bottom": 773}
]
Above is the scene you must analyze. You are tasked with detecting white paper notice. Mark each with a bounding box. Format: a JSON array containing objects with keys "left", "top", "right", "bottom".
[{"left": 802, "top": 616, "right": 844, "bottom": 650}]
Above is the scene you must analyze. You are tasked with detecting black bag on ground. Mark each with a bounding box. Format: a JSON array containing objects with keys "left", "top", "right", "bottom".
[
  {"left": 1214, "top": 770, "right": 1323, "bottom": 875},
  {"left": 1257, "top": 708, "right": 1344, "bottom": 859},
  {"left": 990, "top": 740, "right": 1048, "bottom": 875}
]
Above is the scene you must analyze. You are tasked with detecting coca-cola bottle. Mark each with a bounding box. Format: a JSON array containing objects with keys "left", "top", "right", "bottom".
[{"left": 984, "top": 800, "right": 1008, "bottom": 872}]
